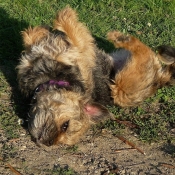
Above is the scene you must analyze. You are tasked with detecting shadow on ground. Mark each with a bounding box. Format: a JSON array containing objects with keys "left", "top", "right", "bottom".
[
  {"left": 0, "top": 7, "right": 29, "bottom": 122},
  {"left": 161, "top": 143, "right": 175, "bottom": 156},
  {"left": 93, "top": 35, "right": 115, "bottom": 53}
]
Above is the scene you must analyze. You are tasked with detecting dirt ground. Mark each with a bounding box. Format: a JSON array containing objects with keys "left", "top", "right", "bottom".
[{"left": 0, "top": 125, "right": 175, "bottom": 175}]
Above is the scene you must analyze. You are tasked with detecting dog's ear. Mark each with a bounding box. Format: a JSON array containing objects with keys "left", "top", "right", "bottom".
[
  {"left": 84, "top": 102, "right": 113, "bottom": 123},
  {"left": 21, "top": 26, "right": 49, "bottom": 50}
]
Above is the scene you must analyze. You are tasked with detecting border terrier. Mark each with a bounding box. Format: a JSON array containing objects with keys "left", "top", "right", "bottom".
[{"left": 17, "top": 7, "right": 175, "bottom": 146}]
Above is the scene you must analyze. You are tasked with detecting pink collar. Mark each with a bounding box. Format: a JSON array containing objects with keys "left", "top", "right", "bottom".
[{"left": 35, "top": 80, "right": 70, "bottom": 92}]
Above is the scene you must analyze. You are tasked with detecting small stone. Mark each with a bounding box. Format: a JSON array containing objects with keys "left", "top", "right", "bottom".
[{"left": 20, "top": 145, "right": 26, "bottom": 150}]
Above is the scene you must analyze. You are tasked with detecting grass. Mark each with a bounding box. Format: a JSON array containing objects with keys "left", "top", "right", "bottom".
[{"left": 0, "top": 0, "right": 175, "bottom": 172}]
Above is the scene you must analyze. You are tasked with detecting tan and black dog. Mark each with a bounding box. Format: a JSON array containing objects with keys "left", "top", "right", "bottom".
[{"left": 17, "top": 7, "right": 175, "bottom": 147}]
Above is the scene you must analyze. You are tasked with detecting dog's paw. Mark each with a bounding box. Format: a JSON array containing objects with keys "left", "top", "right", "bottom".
[
  {"left": 107, "top": 31, "right": 122, "bottom": 41},
  {"left": 107, "top": 31, "right": 130, "bottom": 47}
]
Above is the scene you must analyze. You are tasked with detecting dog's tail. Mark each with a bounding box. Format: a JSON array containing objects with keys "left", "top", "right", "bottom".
[{"left": 54, "top": 6, "right": 95, "bottom": 55}]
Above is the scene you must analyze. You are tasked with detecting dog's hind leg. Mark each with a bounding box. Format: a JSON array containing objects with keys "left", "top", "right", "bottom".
[{"left": 107, "top": 31, "right": 172, "bottom": 107}]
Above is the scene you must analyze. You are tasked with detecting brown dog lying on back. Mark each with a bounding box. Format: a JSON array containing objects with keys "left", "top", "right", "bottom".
[{"left": 17, "top": 7, "right": 175, "bottom": 146}]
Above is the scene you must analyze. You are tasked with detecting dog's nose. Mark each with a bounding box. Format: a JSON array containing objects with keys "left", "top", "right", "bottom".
[{"left": 36, "top": 137, "right": 54, "bottom": 147}]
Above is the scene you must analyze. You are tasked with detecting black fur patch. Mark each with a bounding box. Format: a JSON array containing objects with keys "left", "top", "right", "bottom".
[{"left": 92, "top": 49, "right": 113, "bottom": 105}]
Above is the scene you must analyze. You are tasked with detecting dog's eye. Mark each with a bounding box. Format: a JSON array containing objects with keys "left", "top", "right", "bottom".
[{"left": 61, "top": 120, "right": 69, "bottom": 132}]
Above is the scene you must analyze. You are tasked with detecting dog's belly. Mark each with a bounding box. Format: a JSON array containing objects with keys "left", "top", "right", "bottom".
[{"left": 110, "top": 49, "right": 131, "bottom": 73}]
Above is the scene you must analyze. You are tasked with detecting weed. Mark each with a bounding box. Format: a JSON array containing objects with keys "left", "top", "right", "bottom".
[{"left": 64, "top": 145, "right": 79, "bottom": 153}]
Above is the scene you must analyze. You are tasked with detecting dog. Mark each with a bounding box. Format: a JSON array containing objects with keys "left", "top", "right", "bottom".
[{"left": 17, "top": 7, "right": 175, "bottom": 147}]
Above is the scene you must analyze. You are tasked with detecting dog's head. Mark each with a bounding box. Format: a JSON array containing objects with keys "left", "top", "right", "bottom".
[{"left": 27, "top": 90, "right": 111, "bottom": 146}]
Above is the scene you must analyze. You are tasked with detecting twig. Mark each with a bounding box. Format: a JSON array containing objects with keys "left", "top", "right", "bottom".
[
  {"left": 115, "top": 148, "right": 137, "bottom": 153},
  {"left": 113, "top": 119, "right": 139, "bottom": 128},
  {"left": 6, "top": 164, "right": 22, "bottom": 175},
  {"left": 116, "top": 135, "right": 146, "bottom": 155},
  {"left": 160, "top": 163, "right": 175, "bottom": 169}
]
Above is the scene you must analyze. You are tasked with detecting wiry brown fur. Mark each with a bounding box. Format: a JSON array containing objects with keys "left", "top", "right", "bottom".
[
  {"left": 17, "top": 7, "right": 113, "bottom": 146},
  {"left": 107, "top": 31, "right": 175, "bottom": 107}
]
